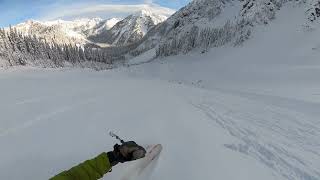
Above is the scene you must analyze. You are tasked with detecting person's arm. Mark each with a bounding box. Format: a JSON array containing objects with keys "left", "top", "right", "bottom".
[
  {"left": 50, "top": 141, "right": 146, "bottom": 180},
  {"left": 49, "top": 152, "right": 112, "bottom": 180}
]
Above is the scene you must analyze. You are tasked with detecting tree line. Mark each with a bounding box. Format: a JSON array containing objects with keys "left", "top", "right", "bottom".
[
  {"left": 0, "top": 26, "right": 125, "bottom": 69},
  {"left": 156, "top": 19, "right": 252, "bottom": 57}
]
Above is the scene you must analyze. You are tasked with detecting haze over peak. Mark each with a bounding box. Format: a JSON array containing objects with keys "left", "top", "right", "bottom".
[
  {"left": 0, "top": 0, "right": 184, "bottom": 28},
  {"left": 39, "top": 3, "right": 176, "bottom": 23}
]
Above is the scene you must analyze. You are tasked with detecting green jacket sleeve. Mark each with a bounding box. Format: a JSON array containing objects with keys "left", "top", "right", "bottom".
[{"left": 50, "top": 152, "right": 112, "bottom": 180}]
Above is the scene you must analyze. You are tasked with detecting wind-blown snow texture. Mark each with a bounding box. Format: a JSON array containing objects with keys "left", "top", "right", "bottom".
[{"left": 0, "top": 4, "right": 320, "bottom": 180}]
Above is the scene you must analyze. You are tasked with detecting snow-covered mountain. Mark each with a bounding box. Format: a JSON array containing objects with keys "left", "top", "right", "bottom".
[
  {"left": 11, "top": 18, "right": 121, "bottom": 46},
  {"left": 133, "top": 0, "right": 320, "bottom": 56},
  {"left": 9, "top": 8, "right": 172, "bottom": 47},
  {"left": 0, "top": 8, "right": 173, "bottom": 68},
  {"left": 83, "top": 18, "right": 122, "bottom": 37},
  {"left": 88, "top": 10, "right": 170, "bottom": 46}
]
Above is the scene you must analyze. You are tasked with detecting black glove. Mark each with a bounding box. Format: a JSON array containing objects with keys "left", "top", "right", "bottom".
[{"left": 107, "top": 141, "right": 146, "bottom": 166}]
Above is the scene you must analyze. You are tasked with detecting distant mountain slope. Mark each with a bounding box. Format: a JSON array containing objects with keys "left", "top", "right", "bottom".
[
  {"left": 11, "top": 18, "right": 121, "bottom": 46},
  {"left": 132, "top": 0, "right": 320, "bottom": 57},
  {"left": 9, "top": 6, "right": 174, "bottom": 48},
  {"left": 88, "top": 10, "right": 171, "bottom": 46}
]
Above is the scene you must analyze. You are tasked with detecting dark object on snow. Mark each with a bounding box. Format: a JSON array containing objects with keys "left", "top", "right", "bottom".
[{"left": 108, "top": 141, "right": 147, "bottom": 166}]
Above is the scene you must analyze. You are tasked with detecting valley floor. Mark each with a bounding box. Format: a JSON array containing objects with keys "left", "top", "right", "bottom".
[{"left": 0, "top": 53, "right": 319, "bottom": 180}]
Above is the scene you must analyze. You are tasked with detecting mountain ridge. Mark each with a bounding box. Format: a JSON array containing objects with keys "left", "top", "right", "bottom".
[
  {"left": 10, "top": 18, "right": 119, "bottom": 46},
  {"left": 8, "top": 7, "right": 174, "bottom": 47},
  {"left": 131, "top": 0, "right": 320, "bottom": 57},
  {"left": 88, "top": 9, "right": 170, "bottom": 46}
]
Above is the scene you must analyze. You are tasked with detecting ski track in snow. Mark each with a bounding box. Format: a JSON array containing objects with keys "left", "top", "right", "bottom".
[
  {"left": 0, "top": 69, "right": 320, "bottom": 180},
  {"left": 14, "top": 97, "right": 45, "bottom": 105},
  {"left": 0, "top": 96, "right": 100, "bottom": 137},
  {"left": 191, "top": 93, "right": 320, "bottom": 180}
]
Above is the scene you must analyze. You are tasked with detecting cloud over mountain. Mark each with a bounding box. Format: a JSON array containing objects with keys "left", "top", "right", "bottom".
[{"left": 40, "top": 3, "right": 175, "bottom": 21}]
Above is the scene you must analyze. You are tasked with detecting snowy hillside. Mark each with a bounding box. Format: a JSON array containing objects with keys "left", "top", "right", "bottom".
[
  {"left": 89, "top": 10, "right": 171, "bottom": 46},
  {"left": 83, "top": 18, "right": 122, "bottom": 38},
  {"left": 11, "top": 18, "right": 121, "bottom": 46},
  {"left": 133, "top": 0, "right": 320, "bottom": 57},
  {"left": 1, "top": 3, "right": 320, "bottom": 180},
  {"left": 10, "top": 6, "right": 173, "bottom": 48}
]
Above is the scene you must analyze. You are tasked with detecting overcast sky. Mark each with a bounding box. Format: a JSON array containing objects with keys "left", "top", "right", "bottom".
[{"left": 0, "top": 0, "right": 191, "bottom": 27}]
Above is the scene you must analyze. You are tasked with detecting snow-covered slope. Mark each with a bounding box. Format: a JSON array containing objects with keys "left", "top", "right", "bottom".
[
  {"left": 133, "top": 0, "right": 243, "bottom": 51},
  {"left": 89, "top": 10, "right": 171, "bottom": 46},
  {"left": 134, "top": 0, "right": 320, "bottom": 56},
  {"left": 11, "top": 18, "right": 121, "bottom": 46},
  {"left": 124, "top": 5, "right": 320, "bottom": 179},
  {"left": 83, "top": 18, "right": 122, "bottom": 39},
  {"left": 11, "top": 7, "right": 171, "bottom": 48}
]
